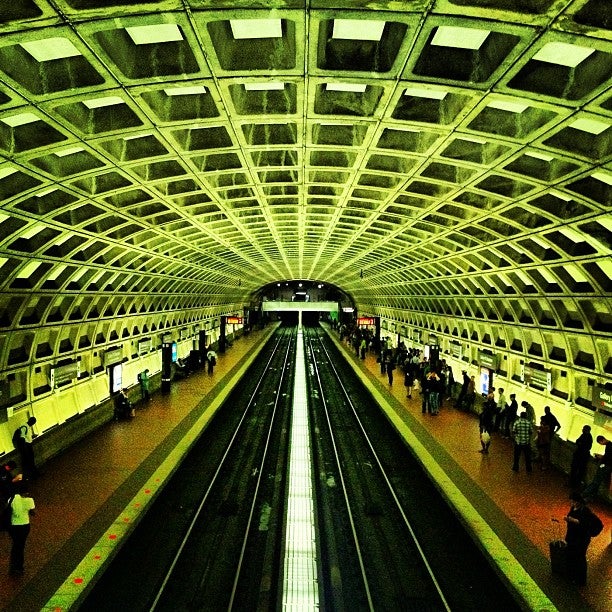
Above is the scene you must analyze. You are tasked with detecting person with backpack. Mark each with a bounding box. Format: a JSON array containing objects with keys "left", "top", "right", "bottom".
[
  {"left": 563, "top": 492, "right": 603, "bottom": 586},
  {"left": 13, "top": 417, "right": 39, "bottom": 480}
]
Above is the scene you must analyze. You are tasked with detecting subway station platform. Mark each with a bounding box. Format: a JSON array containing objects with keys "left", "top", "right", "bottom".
[{"left": 0, "top": 325, "right": 609, "bottom": 611}]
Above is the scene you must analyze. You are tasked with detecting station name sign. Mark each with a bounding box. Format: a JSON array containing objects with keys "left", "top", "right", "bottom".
[
  {"left": 226, "top": 316, "right": 243, "bottom": 325},
  {"left": 357, "top": 317, "right": 375, "bottom": 326},
  {"left": 592, "top": 384, "right": 612, "bottom": 415}
]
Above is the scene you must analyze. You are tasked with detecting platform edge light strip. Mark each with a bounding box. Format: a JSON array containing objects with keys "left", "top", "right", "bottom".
[{"left": 282, "top": 317, "right": 319, "bottom": 609}]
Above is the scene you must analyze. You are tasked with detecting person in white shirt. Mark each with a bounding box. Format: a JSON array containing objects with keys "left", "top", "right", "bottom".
[{"left": 8, "top": 482, "right": 35, "bottom": 575}]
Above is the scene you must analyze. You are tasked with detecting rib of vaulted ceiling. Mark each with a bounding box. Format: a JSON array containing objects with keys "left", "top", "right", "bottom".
[{"left": 0, "top": 1, "right": 610, "bottom": 406}]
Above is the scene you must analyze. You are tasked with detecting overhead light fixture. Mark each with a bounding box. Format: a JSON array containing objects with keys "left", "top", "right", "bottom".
[
  {"left": 230, "top": 19, "right": 282, "bottom": 39},
  {"left": 563, "top": 263, "right": 589, "bottom": 282},
  {"left": 404, "top": 86, "right": 447, "bottom": 100},
  {"left": 458, "top": 135, "right": 487, "bottom": 144},
  {"left": 549, "top": 190, "right": 572, "bottom": 201},
  {"left": 533, "top": 42, "right": 594, "bottom": 67},
  {"left": 35, "top": 187, "right": 58, "bottom": 197},
  {"left": 326, "top": 83, "right": 367, "bottom": 93},
  {"left": 1, "top": 112, "right": 39, "bottom": 127},
  {"left": 123, "top": 133, "right": 152, "bottom": 140},
  {"left": 83, "top": 96, "right": 124, "bottom": 109},
  {"left": 525, "top": 151, "right": 554, "bottom": 162},
  {"left": 126, "top": 24, "right": 183, "bottom": 45},
  {"left": 592, "top": 171, "right": 612, "bottom": 185},
  {"left": 487, "top": 99, "right": 529, "bottom": 113},
  {"left": 164, "top": 85, "right": 207, "bottom": 96},
  {"left": 16, "top": 260, "right": 41, "bottom": 279},
  {"left": 55, "top": 146, "right": 84, "bottom": 157},
  {"left": 21, "top": 37, "right": 81, "bottom": 61},
  {"left": 332, "top": 19, "right": 385, "bottom": 41},
  {"left": 244, "top": 82, "right": 285, "bottom": 91},
  {"left": 431, "top": 26, "right": 490, "bottom": 50},
  {"left": 569, "top": 117, "right": 609, "bottom": 135},
  {"left": 0, "top": 166, "right": 17, "bottom": 179},
  {"left": 558, "top": 227, "right": 583, "bottom": 242}
]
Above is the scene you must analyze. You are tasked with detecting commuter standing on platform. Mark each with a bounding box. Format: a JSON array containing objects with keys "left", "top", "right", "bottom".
[
  {"left": 16, "top": 417, "right": 39, "bottom": 481},
  {"left": 138, "top": 369, "right": 151, "bottom": 402},
  {"left": 464, "top": 375, "right": 476, "bottom": 412},
  {"left": 403, "top": 356, "right": 415, "bottom": 399},
  {"left": 569, "top": 425, "right": 593, "bottom": 489},
  {"left": 386, "top": 354, "right": 395, "bottom": 386},
  {"left": 206, "top": 349, "right": 217, "bottom": 375},
  {"left": 582, "top": 435, "right": 612, "bottom": 501},
  {"left": 512, "top": 411, "right": 533, "bottom": 473},
  {"left": 455, "top": 370, "right": 470, "bottom": 408},
  {"left": 8, "top": 480, "right": 35, "bottom": 576},
  {"left": 563, "top": 492, "right": 598, "bottom": 586},
  {"left": 541, "top": 405, "right": 561, "bottom": 436},
  {"left": 536, "top": 416, "right": 552, "bottom": 470},
  {"left": 494, "top": 387, "right": 508, "bottom": 433},
  {"left": 479, "top": 394, "right": 496, "bottom": 439},
  {"left": 504, "top": 393, "right": 519, "bottom": 438}
]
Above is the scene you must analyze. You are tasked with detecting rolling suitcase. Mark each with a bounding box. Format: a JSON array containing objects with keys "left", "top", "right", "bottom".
[{"left": 550, "top": 518, "right": 567, "bottom": 576}]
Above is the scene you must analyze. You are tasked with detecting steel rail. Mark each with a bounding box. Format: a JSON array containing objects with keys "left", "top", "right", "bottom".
[
  {"left": 149, "top": 328, "right": 292, "bottom": 611},
  {"left": 227, "top": 329, "right": 295, "bottom": 609},
  {"left": 304, "top": 328, "right": 376, "bottom": 611},
  {"left": 313, "top": 329, "right": 452, "bottom": 612}
]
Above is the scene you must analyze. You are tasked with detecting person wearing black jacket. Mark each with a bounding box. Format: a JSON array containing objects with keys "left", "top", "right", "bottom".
[
  {"left": 569, "top": 425, "right": 593, "bottom": 489},
  {"left": 563, "top": 493, "right": 597, "bottom": 586}
]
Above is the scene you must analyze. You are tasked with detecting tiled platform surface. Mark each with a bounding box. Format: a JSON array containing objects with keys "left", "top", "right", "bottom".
[{"left": 0, "top": 325, "right": 609, "bottom": 611}]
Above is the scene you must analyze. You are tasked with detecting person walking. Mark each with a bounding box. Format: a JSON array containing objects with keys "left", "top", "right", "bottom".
[
  {"left": 582, "top": 435, "right": 612, "bottom": 500},
  {"left": 16, "top": 417, "right": 39, "bottom": 480},
  {"left": 512, "top": 411, "right": 534, "bottom": 473},
  {"left": 569, "top": 425, "right": 593, "bottom": 489},
  {"left": 8, "top": 481, "right": 35, "bottom": 576}
]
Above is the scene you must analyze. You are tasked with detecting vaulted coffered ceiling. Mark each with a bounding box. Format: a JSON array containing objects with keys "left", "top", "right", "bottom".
[{"left": 0, "top": 1, "right": 610, "bottom": 387}]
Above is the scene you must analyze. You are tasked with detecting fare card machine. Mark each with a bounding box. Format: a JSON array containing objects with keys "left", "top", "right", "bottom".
[{"left": 161, "top": 342, "right": 175, "bottom": 393}]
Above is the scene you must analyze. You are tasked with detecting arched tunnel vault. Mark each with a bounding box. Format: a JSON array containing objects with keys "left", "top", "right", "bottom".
[{"left": 0, "top": 2, "right": 610, "bottom": 429}]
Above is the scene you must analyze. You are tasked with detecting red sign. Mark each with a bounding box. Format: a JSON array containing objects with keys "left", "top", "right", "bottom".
[
  {"left": 226, "top": 316, "right": 242, "bottom": 325},
  {"left": 357, "top": 317, "right": 375, "bottom": 326}
]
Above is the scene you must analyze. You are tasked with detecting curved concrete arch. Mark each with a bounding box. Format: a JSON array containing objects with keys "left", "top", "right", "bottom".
[{"left": 0, "top": 1, "right": 610, "bottom": 441}]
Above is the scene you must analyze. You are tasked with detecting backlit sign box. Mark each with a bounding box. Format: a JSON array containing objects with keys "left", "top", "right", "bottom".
[
  {"left": 591, "top": 385, "right": 612, "bottom": 415},
  {"left": 226, "top": 316, "right": 242, "bottom": 325},
  {"left": 357, "top": 317, "right": 375, "bottom": 326},
  {"left": 138, "top": 338, "right": 151, "bottom": 354},
  {"left": 478, "top": 351, "right": 497, "bottom": 370}
]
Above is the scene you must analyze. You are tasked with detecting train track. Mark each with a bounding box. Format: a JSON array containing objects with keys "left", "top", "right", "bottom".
[
  {"left": 304, "top": 327, "right": 450, "bottom": 610},
  {"left": 80, "top": 325, "right": 521, "bottom": 611}
]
